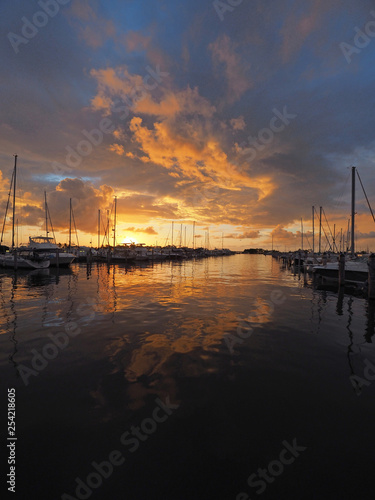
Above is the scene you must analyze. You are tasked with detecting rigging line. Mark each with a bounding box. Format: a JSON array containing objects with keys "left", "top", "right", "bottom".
[
  {"left": 357, "top": 169, "right": 375, "bottom": 224},
  {"left": 164, "top": 227, "right": 170, "bottom": 247},
  {"left": 46, "top": 202, "right": 56, "bottom": 243},
  {"left": 322, "top": 208, "right": 338, "bottom": 252},
  {"left": 334, "top": 170, "right": 351, "bottom": 210},
  {"left": 72, "top": 207, "right": 79, "bottom": 248},
  {"left": 1, "top": 169, "right": 14, "bottom": 244},
  {"left": 320, "top": 219, "right": 333, "bottom": 252}
]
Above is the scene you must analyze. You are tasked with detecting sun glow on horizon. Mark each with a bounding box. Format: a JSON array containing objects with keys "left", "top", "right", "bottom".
[{"left": 121, "top": 237, "right": 138, "bottom": 245}]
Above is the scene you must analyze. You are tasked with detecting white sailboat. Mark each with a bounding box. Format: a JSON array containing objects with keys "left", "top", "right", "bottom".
[{"left": 0, "top": 155, "right": 50, "bottom": 270}]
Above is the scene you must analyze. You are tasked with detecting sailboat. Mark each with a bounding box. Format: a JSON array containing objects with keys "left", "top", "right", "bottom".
[
  {"left": 22, "top": 192, "right": 75, "bottom": 267},
  {"left": 0, "top": 156, "right": 50, "bottom": 270},
  {"left": 313, "top": 166, "right": 371, "bottom": 283}
]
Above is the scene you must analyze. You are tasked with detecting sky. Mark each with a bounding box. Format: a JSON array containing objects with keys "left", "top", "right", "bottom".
[{"left": 1, "top": 0, "right": 375, "bottom": 251}]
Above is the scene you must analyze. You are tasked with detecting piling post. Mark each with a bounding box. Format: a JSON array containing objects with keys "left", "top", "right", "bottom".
[
  {"left": 368, "top": 253, "right": 375, "bottom": 300},
  {"left": 338, "top": 253, "right": 345, "bottom": 287},
  {"left": 56, "top": 248, "right": 59, "bottom": 268}
]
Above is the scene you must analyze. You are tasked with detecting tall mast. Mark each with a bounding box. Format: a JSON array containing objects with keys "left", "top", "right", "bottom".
[
  {"left": 351, "top": 166, "right": 355, "bottom": 256},
  {"left": 301, "top": 218, "right": 303, "bottom": 250},
  {"left": 69, "top": 198, "right": 72, "bottom": 250},
  {"left": 333, "top": 224, "right": 336, "bottom": 253},
  {"left": 98, "top": 209, "right": 100, "bottom": 248},
  {"left": 113, "top": 196, "right": 117, "bottom": 248},
  {"left": 340, "top": 228, "right": 343, "bottom": 253},
  {"left": 44, "top": 191, "right": 49, "bottom": 238},
  {"left": 312, "top": 206, "right": 315, "bottom": 254},
  {"left": 107, "top": 210, "right": 109, "bottom": 246},
  {"left": 347, "top": 218, "right": 350, "bottom": 253},
  {"left": 11, "top": 155, "right": 17, "bottom": 250},
  {"left": 193, "top": 221, "right": 195, "bottom": 249},
  {"left": 171, "top": 221, "right": 174, "bottom": 247},
  {"left": 180, "top": 224, "right": 182, "bottom": 248},
  {"left": 319, "top": 206, "right": 322, "bottom": 254}
]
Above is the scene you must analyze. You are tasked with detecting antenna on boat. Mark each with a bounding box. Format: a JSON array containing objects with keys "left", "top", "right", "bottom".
[{"left": 11, "top": 155, "right": 17, "bottom": 250}]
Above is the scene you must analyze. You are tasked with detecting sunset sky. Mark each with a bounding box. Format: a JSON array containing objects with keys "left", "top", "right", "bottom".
[{"left": 1, "top": 0, "right": 375, "bottom": 251}]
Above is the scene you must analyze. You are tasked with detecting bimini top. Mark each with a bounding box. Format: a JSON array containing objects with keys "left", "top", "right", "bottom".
[{"left": 28, "top": 236, "right": 58, "bottom": 249}]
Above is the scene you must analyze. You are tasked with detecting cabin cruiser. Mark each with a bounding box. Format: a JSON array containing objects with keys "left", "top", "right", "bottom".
[{"left": 21, "top": 236, "right": 75, "bottom": 267}]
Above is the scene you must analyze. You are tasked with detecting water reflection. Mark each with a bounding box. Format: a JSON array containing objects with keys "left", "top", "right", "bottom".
[
  {"left": 365, "top": 299, "right": 375, "bottom": 343},
  {"left": 1, "top": 256, "right": 373, "bottom": 413}
]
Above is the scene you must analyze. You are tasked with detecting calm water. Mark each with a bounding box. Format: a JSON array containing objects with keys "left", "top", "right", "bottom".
[{"left": 1, "top": 254, "right": 375, "bottom": 499}]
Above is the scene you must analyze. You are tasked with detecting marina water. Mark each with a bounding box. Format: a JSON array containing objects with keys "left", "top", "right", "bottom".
[{"left": 1, "top": 254, "right": 375, "bottom": 499}]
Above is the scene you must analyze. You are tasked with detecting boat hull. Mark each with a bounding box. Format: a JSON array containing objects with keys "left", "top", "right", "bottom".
[{"left": 0, "top": 255, "right": 50, "bottom": 270}]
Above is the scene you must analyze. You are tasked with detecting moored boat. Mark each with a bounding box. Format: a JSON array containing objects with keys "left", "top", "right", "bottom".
[{"left": 23, "top": 236, "right": 75, "bottom": 267}]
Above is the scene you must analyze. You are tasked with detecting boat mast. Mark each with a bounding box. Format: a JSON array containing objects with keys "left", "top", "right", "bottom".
[
  {"left": 319, "top": 206, "right": 322, "bottom": 254},
  {"left": 312, "top": 206, "right": 314, "bottom": 254},
  {"left": 351, "top": 166, "right": 355, "bottom": 256},
  {"left": 11, "top": 155, "right": 17, "bottom": 250},
  {"left": 301, "top": 218, "right": 303, "bottom": 251},
  {"left": 171, "top": 221, "right": 174, "bottom": 247},
  {"left": 193, "top": 221, "right": 195, "bottom": 250},
  {"left": 98, "top": 209, "right": 100, "bottom": 249},
  {"left": 69, "top": 198, "right": 72, "bottom": 250},
  {"left": 44, "top": 191, "right": 49, "bottom": 238},
  {"left": 113, "top": 196, "right": 117, "bottom": 248}
]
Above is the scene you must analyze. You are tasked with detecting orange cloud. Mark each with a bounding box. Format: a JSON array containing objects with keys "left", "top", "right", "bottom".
[
  {"left": 129, "top": 117, "right": 275, "bottom": 200},
  {"left": 109, "top": 143, "right": 125, "bottom": 155},
  {"left": 124, "top": 226, "right": 158, "bottom": 235}
]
